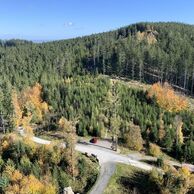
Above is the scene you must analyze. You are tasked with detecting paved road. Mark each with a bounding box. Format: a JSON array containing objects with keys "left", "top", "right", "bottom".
[
  {"left": 90, "top": 162, "right": 116, "bottom": 194},
  {"left": 19, "top": 130, "right": 153, "bottom": 194},
  {"left": 18, "top": 130, "right": 194, "bottom": 194},
  {"left": 76, "top": 143, "right": 153, "bottom": 194},
  {"left": 26, "top": 131, "right": 152, "bottom": 171},
  {"left": 75, "top": 143, "right": 152, "bottom": 170}
]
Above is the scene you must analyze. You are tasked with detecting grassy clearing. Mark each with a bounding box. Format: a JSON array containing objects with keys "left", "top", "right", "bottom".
[
  {"left": 104, "top": 163, "right": 160, "bottom": 194},
  {"left": 110, "top": 75, "right": 194, "bottom": 110},
  {"left": 104, "top": 164, "right": 136, "bottom": 194},
  {"left": 118, "top": 145, "right": 139, "bottom": 155}
]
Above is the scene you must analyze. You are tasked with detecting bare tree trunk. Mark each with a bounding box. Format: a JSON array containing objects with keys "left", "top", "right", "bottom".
[
  {"left": 0, "top": 113, "right": 5, "bottom": 133},
  {"left": 191, "top": 71, "right": 194, "bottom": 95},
  {"left": 160, "top": 65, "right": 164, "bottom": 83},
  {"left": 97, "top": 41, "right": 100, "bottom": 64},
  {"left": 93, "top": 47, "right": 96, "bottom": 69},
  {"left": 139, "top": 61, "right": 143, "bottom": 82},
  {"left": 184, "top": 68, "right": 187, "bottom": 89},
  {"left": 102, "top": 57, "right": 105, "bottom": 74},
  {"left": 132, "top": 61, "right": 135, "bottom": 79}
]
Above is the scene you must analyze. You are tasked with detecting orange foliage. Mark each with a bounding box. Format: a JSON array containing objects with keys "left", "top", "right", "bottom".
[
  {"left": 21, "top": 114, "right": 33, "bottom": 135},
  {"left": 21, "top": 175, "right": 44, "bottom": 194},
  {"left": 147, "top": 82, "right": 188, "bottom": 112},
  {"left": 0, "top": 133, "right": 19, "bottom": 153},
  {"left": 1, "top": 140, "right": 9, "bottom": 150},
  {"left": 21, "top": 83, "right": 48, "bottom": 121},
  {"left": 12, "top": 83, "right": 48, "bottom": 134},
  {"left": 5, "top": 170, "right": 56, "bottom": 194},
  {"left": 12, "top": 90, "right": 23, "bottom": 128},
  {"left": 11, "top": 170, "right": 23, "bottom": 182},
  {"left": 179, "top": 166, "right": 191, "bottom": 178}
]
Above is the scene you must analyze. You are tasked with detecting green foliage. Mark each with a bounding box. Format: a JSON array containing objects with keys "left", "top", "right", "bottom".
[
  {"left": 156, "top": 156, "right": 164, "bottom": 168},
  {"left": 0, "top": 157, "right": 4, "bottom": 171},
  {"left": 149, "top": 166, "right": 192, "bottom": 194},
  {"left": 0, "top": 176, "right": 9, "bottom": 192},
  {"left": 149, "top": 143, "right": 162, "bottom": 157},
  {"left": 20, "top": 156, "right": 32, "bottom": 175},
  {"left": 184, "top": 140, "right": 194, "bottom": 162},
  {"left": 1, "top": 22, "right": 194, "bottom": 95},
  {"left": 0, "top": 135, "right": 99, "bottom": 193},
  {"left": 0, "top": 22, "right": 194, "bottom": 165},
  {"left": 1, "top": 22, "right": 194, "bottom": 125},
  {"left": 122, "top": 122, "right": 143, "bottom": 151},
  {"left": 104, "top": 164, "right": 161, "bottom": 194}
]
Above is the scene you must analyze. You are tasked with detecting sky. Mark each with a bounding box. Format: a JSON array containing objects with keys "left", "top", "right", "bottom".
[{"left": 0, "top": 0, "right": 194, "bottom": 41}]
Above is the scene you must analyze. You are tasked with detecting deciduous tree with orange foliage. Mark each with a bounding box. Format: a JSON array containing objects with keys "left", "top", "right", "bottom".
[
  {"left": 12, "top": 83, "right": 49, "bottom": 134},
  {"left": 4, "top": 169, "right": 56, "bottom": 194},
  {"left": 147, "top": 82, "right": 188, "bottom": 113},
  {"left": 147, "top": 82, "right": 188, "bottom": 142},
  {"left": 12, "top": 90, "right": 23, "bottom": 128}
]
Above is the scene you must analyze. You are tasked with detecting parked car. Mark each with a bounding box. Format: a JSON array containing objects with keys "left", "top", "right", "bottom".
[{"left": 90, "top": 137, "right": 98, "bottom": 143}]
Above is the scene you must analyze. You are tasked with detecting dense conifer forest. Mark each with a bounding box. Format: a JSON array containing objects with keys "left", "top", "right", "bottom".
[
  {"left": 1, "top": 22, "right": 194, "bottom": 164},
  {"left": 1, "top": 22, "right": 194, "bottom": 92},
  {"left": 0, "top": 23, "right": 194, "bottom": 162},
  {"left": 1, "top": 21, "right": 194, "bottom": 193}
]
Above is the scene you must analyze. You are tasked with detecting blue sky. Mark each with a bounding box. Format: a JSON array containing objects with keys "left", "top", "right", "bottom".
[{"left": 0, "top": 0, "right": 194, "bottom": 41}]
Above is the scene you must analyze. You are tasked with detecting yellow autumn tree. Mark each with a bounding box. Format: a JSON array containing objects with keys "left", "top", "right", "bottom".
[
  {"left": 12, "top": 83, "right": 49, "bottom": 135},
  {"left": 148, "top": 82, "right": 188, "bottom": 142},
  {"left": 12, "top": 90, "right": 23, "bottom": 128},
  {"left": 20, "top": 83, "right": 48, "bottom": 123},
  {"left": 123, "top": 122, "right": 143, "bottom": 151},
  {"left": 149, "top": 143, "right": 162, "bottom": 157},
  {"left": 147, "top": 82, "right": 188, "bottom": 113},
  {"left": 21, "top": 114, "right": 33, "bottom": 136},
  {"left": 174, "top": 115, "right": 184, "bottom": 145},
  {"left": 5, "top": 170, "right": 56, "bottom": 194},
  {"left": 59, "top": 117, "right": 78, "bottom": 178}
]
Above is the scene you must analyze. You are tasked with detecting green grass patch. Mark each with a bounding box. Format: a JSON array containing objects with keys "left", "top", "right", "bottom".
[{"left": 104, "top": 163, "right": 160, "bottom": 194}]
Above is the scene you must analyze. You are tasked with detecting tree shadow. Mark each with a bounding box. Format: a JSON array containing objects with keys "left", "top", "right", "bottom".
[{"left": 118, "top": 171, "right": 161, "bottom": 194}]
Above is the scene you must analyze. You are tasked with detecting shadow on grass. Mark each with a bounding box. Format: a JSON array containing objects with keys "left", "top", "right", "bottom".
[
  {"left": 118, "top": 171, "right": 161, "bottom": 194},
  {"left": 140, "top": 160, "right": 158, "bottom": 167}
]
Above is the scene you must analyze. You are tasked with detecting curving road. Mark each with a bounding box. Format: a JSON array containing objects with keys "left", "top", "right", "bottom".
[
  {"left": 20, "top": 130, "right": 152, "bottom": 171},
  {"left": 18, "top": 129, "right": 194, "bottom": 194},
  {"left": 19, "top": 131, "right": 153, "bottom": 194},
  {"left": 76, "top": 143, "right": 153, "bottom": 194},
  {"left": 90, "top": 162, "right": 116, "bottom": 194}
]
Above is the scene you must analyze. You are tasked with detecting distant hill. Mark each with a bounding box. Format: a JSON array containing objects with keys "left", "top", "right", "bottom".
[{"left": 1, "top": 22, "right": 194, "bottom": 94}]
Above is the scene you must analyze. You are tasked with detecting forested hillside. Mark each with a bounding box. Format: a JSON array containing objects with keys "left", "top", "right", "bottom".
[
  {"left": 1, "top": 22, "right": 194, "bottom": 93},
  {"left": 1, "top": 22, "right": 194, "bottom": 165}
]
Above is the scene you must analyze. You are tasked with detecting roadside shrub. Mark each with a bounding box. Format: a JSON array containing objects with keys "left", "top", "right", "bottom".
[
  {"left": 156, "top": 156, "right": 164, "bottom": 168},
  {"left": 123, "top": 122, "right": 143, "bottom": 151},
  {"left": 149, "top": 143, "right": 162, "bottom": 157}
]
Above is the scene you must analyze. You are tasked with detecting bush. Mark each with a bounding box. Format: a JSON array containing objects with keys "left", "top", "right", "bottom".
[
  {"left": 156, "top": 156, "right": 164, "bottom": 167},
  {"left": 149, "top": 143, "right": 162, "bottom": 157},
  {"left": 123, "top": 122, "right": 143, "bottom": 151}
]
